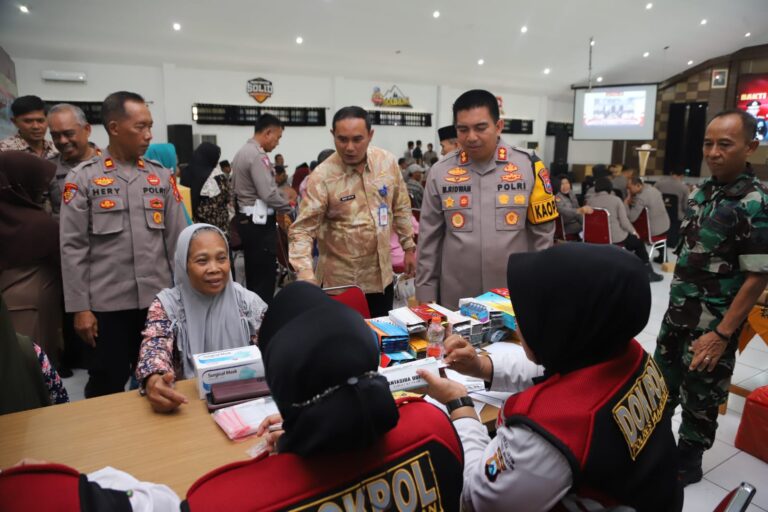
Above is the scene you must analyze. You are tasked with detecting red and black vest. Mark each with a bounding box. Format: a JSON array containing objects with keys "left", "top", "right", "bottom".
[
  {"left": 0, "top": 463, "right": 132, "bottom": 511},
  {"left": 501, "top": 340, "right": 680, "bottom": 512},
  {"left": 183, "top": 398, "right": 464, "bottom": 512}
]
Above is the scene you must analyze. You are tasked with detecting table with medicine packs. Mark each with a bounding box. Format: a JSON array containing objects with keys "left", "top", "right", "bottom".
[
  {"left": 0, "top": 296, "right": 519, "bottom": 496},
  {"left": 0, "top": 379, "right": 506, "bottom": 496}
]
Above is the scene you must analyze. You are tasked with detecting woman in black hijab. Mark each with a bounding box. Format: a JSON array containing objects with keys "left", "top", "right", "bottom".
[
  {"left": 257, "top": 281, "right": 398, "bottom": 456},
  {"left": 182, "top": 142, "right": 229, "bottom": 236},
  {"left": 420, "top": 243, "right": 681, "bottom": 512}
]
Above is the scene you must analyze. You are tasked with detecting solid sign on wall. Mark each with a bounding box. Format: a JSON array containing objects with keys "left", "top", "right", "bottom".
[
  {"left": 371, "top": 85, "right": 412, "bottom": 108},
  {"left": 247, "top": 77, "right": 273, "bottom": 103}
]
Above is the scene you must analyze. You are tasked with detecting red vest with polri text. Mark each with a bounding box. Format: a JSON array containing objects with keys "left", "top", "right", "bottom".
[
  {"left": 501, "top": 339, "right": 681, "bottom": 512},
  {"left": 183, "top": 398, "right": 464, "bottom": 512}
]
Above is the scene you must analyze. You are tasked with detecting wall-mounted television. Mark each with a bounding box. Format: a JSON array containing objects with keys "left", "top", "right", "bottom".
[
  {"left": 573, "top": 84, "right": 658, "bottom": 141},
  {"left": 736, "top": 74, "right": 768, "bottom": 144}
]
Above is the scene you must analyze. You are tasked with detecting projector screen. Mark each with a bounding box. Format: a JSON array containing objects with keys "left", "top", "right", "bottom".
[{"left": 573, "top": 84, "right": 658, "bottom": 140}]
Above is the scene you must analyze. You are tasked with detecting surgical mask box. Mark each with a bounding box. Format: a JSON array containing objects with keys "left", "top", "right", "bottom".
[
  {"left": 379, "top": 357, "right": 440, "bottom": 392},
  {"left": 192, "top": 345, "right": 264, "bottom": 399}
]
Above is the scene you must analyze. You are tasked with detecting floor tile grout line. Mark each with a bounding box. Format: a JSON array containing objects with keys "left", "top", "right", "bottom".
[{"left": 703, "top": 450, "right": 741, "bottom": 476}]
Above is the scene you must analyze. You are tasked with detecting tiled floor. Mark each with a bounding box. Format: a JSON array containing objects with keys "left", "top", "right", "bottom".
[{"left": 60, "top": 258, "right": 768, "bottom": 510}]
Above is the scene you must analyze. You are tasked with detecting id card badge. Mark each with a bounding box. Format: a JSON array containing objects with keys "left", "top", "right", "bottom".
[{"left": 378, "top": 204, "right": 389, "bottom": 227}]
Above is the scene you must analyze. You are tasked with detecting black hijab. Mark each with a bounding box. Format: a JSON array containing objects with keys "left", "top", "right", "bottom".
[
  {"left": 508, "top": 243, "right": 650, "bottom": 375},
  {"left": 182, "top": 142, "right": 221, "bottom": 217},
  {"left": 261, "top": 282, "right": 399, "bottom": 457}
]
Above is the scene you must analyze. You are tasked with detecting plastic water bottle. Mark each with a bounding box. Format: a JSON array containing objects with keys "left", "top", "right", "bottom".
[{"left": 426, "top": 316, "right": 445, "bottom": 359}]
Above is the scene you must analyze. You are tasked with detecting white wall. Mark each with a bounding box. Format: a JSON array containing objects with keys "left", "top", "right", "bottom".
[
  {"left": 12, "top": 57, "right": 613, "bottom": 173},
  {"left": 334, "top": 77, "right": 438, "bottom": 159},
  {"left": 14, "top": 58, "right": 165, "bottom": 151},
  {"left": 163, "top": 64, "right": 334, "bottom": 168}
]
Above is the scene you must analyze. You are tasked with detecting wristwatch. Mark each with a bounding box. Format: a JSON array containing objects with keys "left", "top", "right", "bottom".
[{"left": 446, "top": 396, "right": 475, "bottom": 414}]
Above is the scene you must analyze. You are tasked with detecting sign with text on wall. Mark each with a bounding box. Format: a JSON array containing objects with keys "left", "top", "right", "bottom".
[
  {"left": 372, "top": 85, "right": 412, "bottom": 108},
  {"left": 247, "top": 77, "right": 273, "bottom": 103}
]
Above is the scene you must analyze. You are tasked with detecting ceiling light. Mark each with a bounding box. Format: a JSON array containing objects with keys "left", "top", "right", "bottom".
[
  {"left": 745, "top": 32, "right": 751, "bottom": 37},
  {"left": 645, "top": 2, "right": 653, "bottom": 9},
  {"left": 19, "top": 5, "right": 29, "bottom": 13},
  {"left": 700, "top": 19, "right": 707, "bottom": 25},
  {"left": 687, "top": 60, "right": 694, "bottom": 66},
  {"left": 172, "top": 22, "right": 181, "bottom": 31},
  {"left": 295, "top": 36, "right": 303, "bottom": 44},
  {"left": 520, "top": 25, "right": 528, "bottom": 33},
  {"left": 643, "top": 51, "right": 650, "bottom": 58},
  {"left": 596, "top": 76, "right": 603, "bottom": 83},
  {"left": 432, "top": 10, "right": 440, "bottom": 18},
  {"left": 477, "top": 59, "right": 484, "bottom": 66},
  {"left": 543, "top": 68, "right": 551, "bottom": 75}
]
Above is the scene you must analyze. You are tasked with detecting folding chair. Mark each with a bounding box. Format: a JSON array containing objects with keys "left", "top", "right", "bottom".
[
  {"left": 323, "top": 285, "right": 371, "bottom": 319},
  {"left": 632, "top": 207, "right": 667, "bottom": 262},
  {"left": 583, "top": 208, "right": 612, "bottom": 244},
  {"left": 554, "top": 215, "right": 579, "bottom": 242}
]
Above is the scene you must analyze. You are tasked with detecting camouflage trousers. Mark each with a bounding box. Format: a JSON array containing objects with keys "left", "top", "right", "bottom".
[{"left": 653, "top": 316, "right": 739, "bottom": 450}]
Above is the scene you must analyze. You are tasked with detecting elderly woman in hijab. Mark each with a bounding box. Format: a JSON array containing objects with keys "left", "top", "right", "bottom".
[
  {"left": 136, "top": 223, "right": 267, "bottom": 413},
  {"left": 182, "top": 281, "right": 464, "bottom": 511},
  {"left": 420, "top": 244, "right": 681, "bottom": 512},
  {"left": 0, "top": 152, "right": 63, "bottom": 366},
  {"left": 181, "top": 143, "right": 230, "bottom": 236}
]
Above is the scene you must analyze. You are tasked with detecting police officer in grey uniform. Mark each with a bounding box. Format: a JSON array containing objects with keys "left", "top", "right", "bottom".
[
  {"left": 626, "top": 176, "right": 671, "bottom": 237},
  {"left": 47, "top": 103, "right": 100, "bottom": 216},
  {"left": 654, "top": 169, "right": 689, "bottom": 222},
  {"left": 60, "top": 91, "right": 186, "bottom": 397},
  {"left": 416, "top": 90, "right": 556, "bottom": 308},
  {"left": 231, "top": 114, "right": 291, "bottom": 305}
]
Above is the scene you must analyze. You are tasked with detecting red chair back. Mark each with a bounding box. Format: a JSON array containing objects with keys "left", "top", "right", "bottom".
[
  {"left": 324, "top": 285, "right": 371, "bottom": 318},
  {"left": 632, "top": 207, "right": 652, "bottom": 244},
  {"left": 583, "top": 208, "right": 612, "bottom": 244}
]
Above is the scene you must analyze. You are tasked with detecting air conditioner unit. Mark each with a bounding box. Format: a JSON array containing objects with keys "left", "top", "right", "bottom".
[
  {"left": 193, "top": 133, "right": 217, "bottom": 147},
  {"left": 41, "top": 70, "right": 87, "bottom": 83}
]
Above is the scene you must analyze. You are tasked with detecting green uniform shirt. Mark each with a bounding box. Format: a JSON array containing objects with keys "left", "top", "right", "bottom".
[{"left": 668, "top": 170, "right": 768, "bottom": 330}]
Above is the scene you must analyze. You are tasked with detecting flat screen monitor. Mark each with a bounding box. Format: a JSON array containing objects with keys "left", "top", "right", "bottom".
[
  {"left": 573, "top": 84, "right": 658, "bottom": 140},
  {"left": 736, "top": 74, "right": 768, "bottom": 144}
]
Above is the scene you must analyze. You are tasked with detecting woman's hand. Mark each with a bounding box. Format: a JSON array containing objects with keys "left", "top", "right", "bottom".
[
  {"left": 146, "top": 372, "right": 188, "bottom": 413},
  {"left": 417, "top": 369, "right": 468, "bottom": 405},
  {"left": 255, "top": 413, "right": 285, "bottom": 454},
  {"left": 443, "top": 335, "right": 491, "bottom": 381}
]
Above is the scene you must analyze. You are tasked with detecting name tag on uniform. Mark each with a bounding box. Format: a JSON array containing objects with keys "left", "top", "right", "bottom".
[
  {"left": 340, "top": 194, "right": 355, "bottom": 202},
  {"left": 378, "top": 204, "right": 388, "bottom": 227}
]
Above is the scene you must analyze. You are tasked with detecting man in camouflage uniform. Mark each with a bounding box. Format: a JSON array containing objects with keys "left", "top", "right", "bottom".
[{"left": 655, "top": 110, "right": 768, "bottom": 486}]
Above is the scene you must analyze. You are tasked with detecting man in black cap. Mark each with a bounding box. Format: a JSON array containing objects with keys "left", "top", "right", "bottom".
[{"left": 437, "top": 125, "right": 460, "bottom": 156}]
